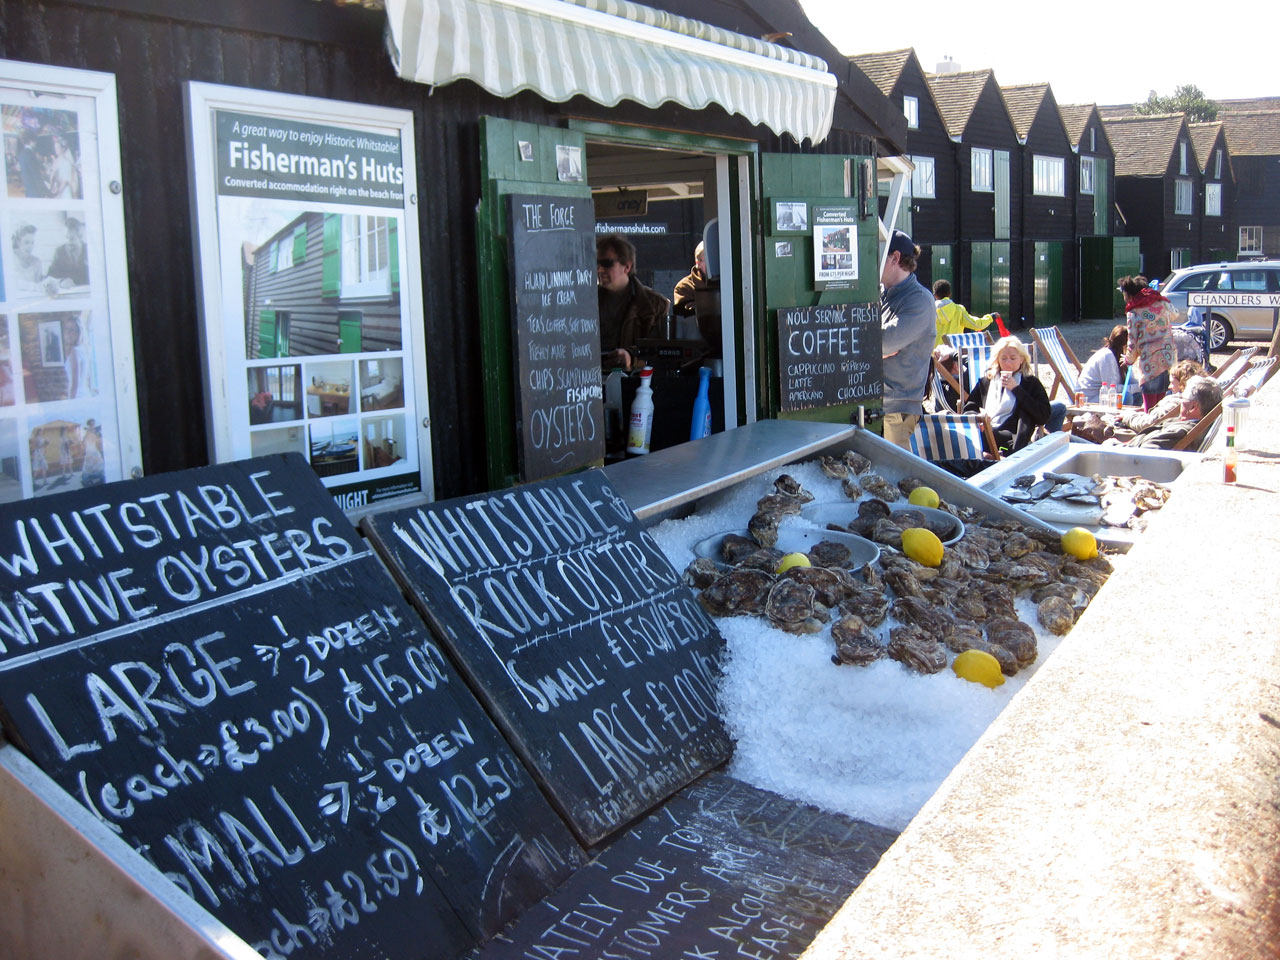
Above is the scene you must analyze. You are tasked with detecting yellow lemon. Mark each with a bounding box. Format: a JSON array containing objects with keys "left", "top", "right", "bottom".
[
  {"left": 901, "top": 527, "right": 943, "bottom": 567},
  {"left": 952, "top": 649, "right": 1006, "bottom": 688},
  {"left": 776, "top": 552, "right": 811, "bottom": 574},
  {"left": 907, "top": 485, "right": 940, "bottom": 509},
  {"left": 1061, "top": 527, "right": 1098, "bottom": 560}
]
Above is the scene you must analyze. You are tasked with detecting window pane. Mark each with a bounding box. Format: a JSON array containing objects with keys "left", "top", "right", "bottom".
[
  {"left": 1229, "top": 271, "right": 1267, "bottom": 291},
  {"left": 903, "top": 96, "right": 918, "bottom": 129},
  {"left": 1080, "top": 157, "right": 1094, "bottom": 194},
  {"left": 1205, "top": 183, "right": 1221, "bottom": 216}
]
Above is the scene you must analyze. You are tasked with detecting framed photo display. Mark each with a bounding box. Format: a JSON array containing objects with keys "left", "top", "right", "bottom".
[
  {"left": 185, "top": 82, "right": 432, "bottom": 512},
  {"left": 0, "top": 59, "right": 142, "bottom": 502}
]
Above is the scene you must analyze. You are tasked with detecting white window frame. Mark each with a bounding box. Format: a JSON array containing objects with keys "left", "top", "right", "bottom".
[
  {"left": 276, "top": 236, "right": 294, "bottom": 271},
  {"left": 1179, "top": 141, "right": 1188, "bottom": 175},
  {"left": 1033, "top": 155, "right": 1065, "bottom": 197},
  {"left": 1214, "top": 148, "right": 1223, "bottom": 180},
  {"left": 1205, "top": 182, "right": 1222, "bottom": 217},
  {"left": 340, "top": 214, "right": 392, "bottom": 299},
  {"left": 1174, "top": 179, "right": 1193, "bottom": 215},
  {"left": 1089, "top": 127, "right": 1096, "bottom": 152},
  {"left": 1080, "top": 155, "right": 1095, "bottom": 195},
  {"left": 1171, "top": 248, "right": 1191, "bottom": 270},
  {"left": 903, "top": 95, "right": 918, "bottom": 130},
  {"left": 910, "top": 155, "right": 935, "bottom": 198},
  {"left": 1240, "top": 226, "right": 1263, "bottom": 254},
  {"left": 971, "top": 147, "right": 993, "bottom": 192}
]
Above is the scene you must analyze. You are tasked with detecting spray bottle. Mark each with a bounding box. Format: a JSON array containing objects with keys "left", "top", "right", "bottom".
[
  {"left": 690, "top": 366, "right": 713, "bottom": 441},
  {"left": 626, "top": 367, "right": 655, "bottom": 455}
]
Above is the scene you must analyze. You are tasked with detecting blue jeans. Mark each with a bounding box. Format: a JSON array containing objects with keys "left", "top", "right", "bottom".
[{"left": 1046, "top": 402, "right": 1066, "bottom": 434}]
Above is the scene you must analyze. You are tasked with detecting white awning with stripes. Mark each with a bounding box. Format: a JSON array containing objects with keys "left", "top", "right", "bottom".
[{"left": 385, "top": 0, "right": 837, "bottom": 144}]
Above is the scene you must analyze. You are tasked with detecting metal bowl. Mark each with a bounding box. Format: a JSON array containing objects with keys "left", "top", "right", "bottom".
[
  {"left": 693, "top": 527, "right": 880, "bottom": 572},
  {"left": 799, "top": 501, "right": 965, "bottom": 546}
]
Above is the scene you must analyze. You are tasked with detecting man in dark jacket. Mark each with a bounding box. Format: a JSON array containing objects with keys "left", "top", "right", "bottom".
[
  {"left": 672, "top": 241, "right": 706, "bottom": 318},
  {"left": 1133, "top": 376, "right": 1221, "bottom": 450},
  {"left": 597, "top": 233, "right": 669, "bottom": 370}
]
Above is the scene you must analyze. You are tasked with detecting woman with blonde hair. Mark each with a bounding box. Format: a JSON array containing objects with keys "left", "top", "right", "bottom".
[{"left": 962, "top": 335, "right": 1051, "bottom": 453}]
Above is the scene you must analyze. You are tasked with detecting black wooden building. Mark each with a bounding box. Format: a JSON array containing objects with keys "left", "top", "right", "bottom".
[
  {"left": 1189, "top": 121, "right": 1235, "bottom": 263},
  {"left": 1001, "top": 83, "right": 1074, "bottom": 326},
  {"left": 1219, "top": 107, "right": 1280, "bottom": 260},
  {"left": 926, "top": 68, "right": 1022, "bottom": 323},
  {"left": 0, "top": 0, "right": 904, "bottom": 498}
]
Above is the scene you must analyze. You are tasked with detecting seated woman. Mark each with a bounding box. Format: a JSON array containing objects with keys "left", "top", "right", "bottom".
[
  {"left": 963, "top": 335, "right": 1051, "bottom": 454},
  {"left": 1078, "top": 325, "right": 1126, "bottom": 403}
]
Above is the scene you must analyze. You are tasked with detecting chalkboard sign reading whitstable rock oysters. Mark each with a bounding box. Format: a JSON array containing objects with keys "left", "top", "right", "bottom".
[
  {"left": 362, "top": 469, "right": 731, "bottom": 847},
  {"left": 0, "top": 454, "right": 583, "bottom": 959},
  {"left": 777, "top": 303, "right": 882, "bottom": 412},
  {"left": 508, "top": 194, "right": 604, "bottom": 482}
]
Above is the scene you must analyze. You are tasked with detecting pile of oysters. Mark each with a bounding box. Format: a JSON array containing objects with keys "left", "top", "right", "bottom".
[{"left": 683, "top": 457, "right": 1114, "bottom": 678}]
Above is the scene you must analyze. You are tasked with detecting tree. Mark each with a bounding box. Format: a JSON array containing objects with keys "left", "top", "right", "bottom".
[{"left": 1135, "top": 84, "right": 1218, "bottom": 122}]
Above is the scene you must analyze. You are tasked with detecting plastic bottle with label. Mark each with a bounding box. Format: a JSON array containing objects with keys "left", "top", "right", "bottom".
[
  {"left": 626, "top": 367, "right": 655, "bottom": 456},
  {"left": 1101, "top": 382, "right": 1115, "bottom": 408},
  {"left": 690, "top": 366, "right": 713, "bottom": 441},
  {"left": 1224, "top": 425, "right": 1237, "bottom": 483}
]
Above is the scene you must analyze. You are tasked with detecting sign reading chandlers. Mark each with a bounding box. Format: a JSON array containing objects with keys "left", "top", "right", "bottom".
[
  {"left": 776, "top": 303, "right": 882, "bottom": 411},
  {"left": 362, "top": 470, "right": 731, "bottom": 847},
  {"left": 507, "top": 194, "right": 604, "bottom": 481},
  {"left": 0, "top": 455, "right": 583, "bottom": 959}
]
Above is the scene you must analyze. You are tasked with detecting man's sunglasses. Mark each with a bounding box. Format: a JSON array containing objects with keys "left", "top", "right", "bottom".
[{"left": 598, "top": 258, "right": 619, "bottom": 268}]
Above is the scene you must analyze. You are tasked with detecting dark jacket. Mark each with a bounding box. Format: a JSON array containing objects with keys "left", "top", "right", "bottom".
[
  {"left": 1133, "top": 418, "right": 1196, "bottom": 450},
  {"left": 672, "top": 265, "right": 705, "bottom": 317},
  {"left": 963, "top": 372, "right": 1051, "bottom": 452},
  {"left": 599, "top": 274, "right": 669, "bottom": 361}
]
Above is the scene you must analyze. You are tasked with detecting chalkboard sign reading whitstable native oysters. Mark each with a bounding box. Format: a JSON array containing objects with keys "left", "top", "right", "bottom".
[
  {"left": 0, "top": 454, "right": 583, "bottom": 959},
  {"left": 508, "top": 194, "right": 604, "bottom": 482},
  {"left": 362, "top": 469, "right": 732, "bottom": 847}
]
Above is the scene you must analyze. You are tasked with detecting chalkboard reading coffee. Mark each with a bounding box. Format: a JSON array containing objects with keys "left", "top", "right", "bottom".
[
  {"left": 776, "top": 303, "right": 882, "bottom": 411},
  {"left": 508, "top": 193, "right": 604, "bottom": 482},
  {"left": 0, "top": 454, "right": 583, "bottom": 959},
  {"left": 476, "top": 771, "right": 899, "bottom": 960},
  {"left": 362, "top": 470, "right": 732, "bottom": 847}
]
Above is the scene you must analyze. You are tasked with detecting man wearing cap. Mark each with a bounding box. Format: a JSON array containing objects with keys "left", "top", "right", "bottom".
[
  {"left": 46, "top": 216, "right": 88, "bottom": 288},
  {"left": 880, "top": 229, "right": 935, "bottom": 447}
]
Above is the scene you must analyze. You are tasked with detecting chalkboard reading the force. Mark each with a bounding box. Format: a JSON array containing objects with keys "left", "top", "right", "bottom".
[
  {"left": 361, "top": 469, "right": 732, "bottom": 847},
  {"left": 776, "top": 303, "right": 881, "bottom": 412},
  {"left": 508, "top": 193, "right": 605, "bottom": 482},
  {"left": 475, "top": 771, "right": 900, "bottom": 960},
  {"left": 0, "top": 454, "right": 583, "bottom": 959}
]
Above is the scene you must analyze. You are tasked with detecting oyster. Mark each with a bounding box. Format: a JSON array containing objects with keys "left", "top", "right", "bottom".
[
  {"left": 698, "top": 569, "right": 775, "bottom": 617},
  {"left": 948, "top": 539, "right": 991, "bottom": 571},
  {"left": 979, "top": 559, "right": 1054, "bottom": 591},
  {"left": 883, "top": 564, "right": 925, "bottom": 598},
  {"left": 860, "top": 473, "right": 901, "bottom": 502},
  {"left": 841, "top": 477, "right": 864, "bottom": 500},
  {"left": 897, "top": 476, "right": 927, "bottom": 497},
  {"left": 785, "top": 565, "right": 855, "bottom": 607},
  {"left": 1031, "top": 581, "right": 1087, "bottom": 607},
  {"left": 888, "top": 625, "right": 947, "bottom": 674},
  {"left": 808, "top": 539, "right": 853, "bottom": 569},
  {"left": 720, "top": 533, "right": 760, "bottom": 565},
  {"left": 1036, "top": 596, "right": 1076, "bottom": 636},
  {"left": 817, "top": 455, "right": 849, "bottom": 479},
  {"left": 859, "top": 498, "right": 892, "bottom": 521},
  {"left": 682, "top": 557, "right": 722, "bottom": 589},
  {"left": 943, "top": 628, "right": 1019, "bottom": 676},
  {"left": 748, "top": 492, "right": 805, "bottom": 546},
  {"left": 894, "top": 508, "right": 928, "bottom": 529},
  {"left": 747, "top": 511, "right": 784, "bottom": 548},
  {"left": 975, "top": 581, "right": 1018, "bottom": 621},
  {"left": 736, "top": 547, "right": 786, "bottom": 572},
  {"left": 1001, "top": 532, "right": 1037, "bottom": 558},
  {"left": 986, "top": 617, "right": 1038, "bottom": 667},
  {"left": 771, "top": 474, "right": 813, "bottom": 503},
  {"left": 838, "top": 582, "right": 891, "bottom": 627},
  {"left": 1061, "top": 561, "right": 1109, "bottom": 589},
  {"left": 764, "top": 579, "right": 828, "bottom": 634},
  {"left": 862, "top": 564, "right": 885, "bottom": 590},
  {"left": 870, "top": 517, "right": 908, "bottom": 545},
  {"left": 891, "top": 595, "right": 954, "bottom": 636},
  {"left": 831, "top": 614, "right": 885, "bottom": 666},
  {"left": 842, "top": 450, "right": 872, "bottom": 475}
]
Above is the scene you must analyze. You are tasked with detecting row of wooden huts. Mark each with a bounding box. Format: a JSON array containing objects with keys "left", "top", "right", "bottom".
[{"left": 853, "top": 49, "right": 1279, "bottom": 326}]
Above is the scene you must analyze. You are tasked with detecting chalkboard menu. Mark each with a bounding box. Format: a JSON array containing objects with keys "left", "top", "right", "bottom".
[
  {"left": 507, "top": 194, "right": 605, "bottom": 482},
  {"left": 362, "top": 469, "right": 732, "bottom": 847},
  {"left": 776, "top": 303, "right": 883, "bottom": 412},
  {"left": 475, "top": 771, "right": 899, "bottom": 960},
  {"left": 0, "top": 454, "right": 583, "bottom": 959}
]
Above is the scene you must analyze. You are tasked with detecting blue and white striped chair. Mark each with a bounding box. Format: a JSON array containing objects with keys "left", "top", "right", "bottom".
[
  {"left": 1029, "top": 326, "right": 1081, "bottom": 401},
  {"left": 908, "top": 413, "right": 1000, "bottom": 462},
  {"left": 945, "top": 332, "right": 994, "bottom": 394}
]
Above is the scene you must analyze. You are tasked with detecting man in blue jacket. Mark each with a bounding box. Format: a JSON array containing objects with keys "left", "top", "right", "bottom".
[{"left": 879, "top": 230, "right": 935, "bottom": 447}]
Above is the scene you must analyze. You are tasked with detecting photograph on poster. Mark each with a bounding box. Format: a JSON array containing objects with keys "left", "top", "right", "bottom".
[
  {"left": 237, "top": 206, "right": 402, "bottom": 359},
  {"left": 2, "top": 104, "right": 83, "bottom": 200},
  {"left": 247, "top": 363, "right": 303, "bottom": 425},
  {"left": 556, "top": 144, "right": 583, "bottom": 182},
  {"left": 776, "top": 201, "right": 808, "bottom": 232},
  {"left": 518, "top": 140, "right": 534, "bottom": 162},
  {"left": 304, "top": 359, "right": 354, "bottom": 417},
  {"left": 27, "top": 409, "right": 106, "bottom": 494},
  {"left": 309, "top": 418, "right": 359, "bottom": 477},
  {"left": 250, "top": 424, "right": 306, "bottom": 458},
  {"left": 775, "top": 240, "right": 793, "bottom": 258},
  {"left": 358, "top": 357, "right": 404, "bottom": 411},
  {"left": 362, "top": 413, "right": 406, "bottom": 469},
  {"left": 4, "top": 211, "right": 92, "bottom": 301},
  {"left": 0, "top": 322, "right": 15, "bottom": 406},
  {"left": 814, "top": 223, "right": 857, "bottom": 283},
  {"left": 0, "top": 419, "right": 19, "bottom": 504},
  {"left": 19, "top": 311, "right": 97, "bottom": 402}
]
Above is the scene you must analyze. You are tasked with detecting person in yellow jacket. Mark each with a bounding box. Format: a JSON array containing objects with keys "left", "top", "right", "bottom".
[{"left": 932, "top": 279, "right": 994, "bottom": 345}]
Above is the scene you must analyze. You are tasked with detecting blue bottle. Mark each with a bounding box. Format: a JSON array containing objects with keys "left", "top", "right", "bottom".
[{"left": 690, "top": 366, "right": 713, "bottom": 441}]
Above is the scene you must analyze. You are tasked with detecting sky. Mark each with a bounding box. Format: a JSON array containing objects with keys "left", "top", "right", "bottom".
[{"left": 798, "top": 0, "right": 1274, "bottom": 108}]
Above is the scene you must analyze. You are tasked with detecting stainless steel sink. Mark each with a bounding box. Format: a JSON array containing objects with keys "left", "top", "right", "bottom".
[{"left": 1050, "top": 449, "right": 1187, "bottom": 484}]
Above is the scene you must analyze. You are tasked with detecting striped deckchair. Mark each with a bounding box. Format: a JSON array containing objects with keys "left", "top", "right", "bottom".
[
  {"left": 928, "top": 358, "right": 964, "bottom": 413},
  {"left": 1029, "top": 326, "right": 1082, "bottom": 401},
  {"left": 1235, "top": 356, "right": 1277, "bottom": 396},
  {"left": 1213, "top": 347, "right": 1260, "bottom": 389},
  {"left": 945, "top": 332, "right": 994, "bottom": 393},
  {"left": 908, "top": 413, "right": 1000, "bottom": 462}
]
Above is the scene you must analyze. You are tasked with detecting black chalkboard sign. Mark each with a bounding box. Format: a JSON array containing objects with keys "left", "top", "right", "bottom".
[
  {"left": 776, "top": 303, "right": 883, "bottom": 411},
  {"left": 475, "top": 771, "right": 899, "bottom": 960},
  {"left": 507, "top": 194, "right": 605, "bottom": 482},
  {"left": 361, "top": 469, "right": 732, "bottom": 847},
  {"left": 0, "top": 454, "right": 583, "bottom": 958}
]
